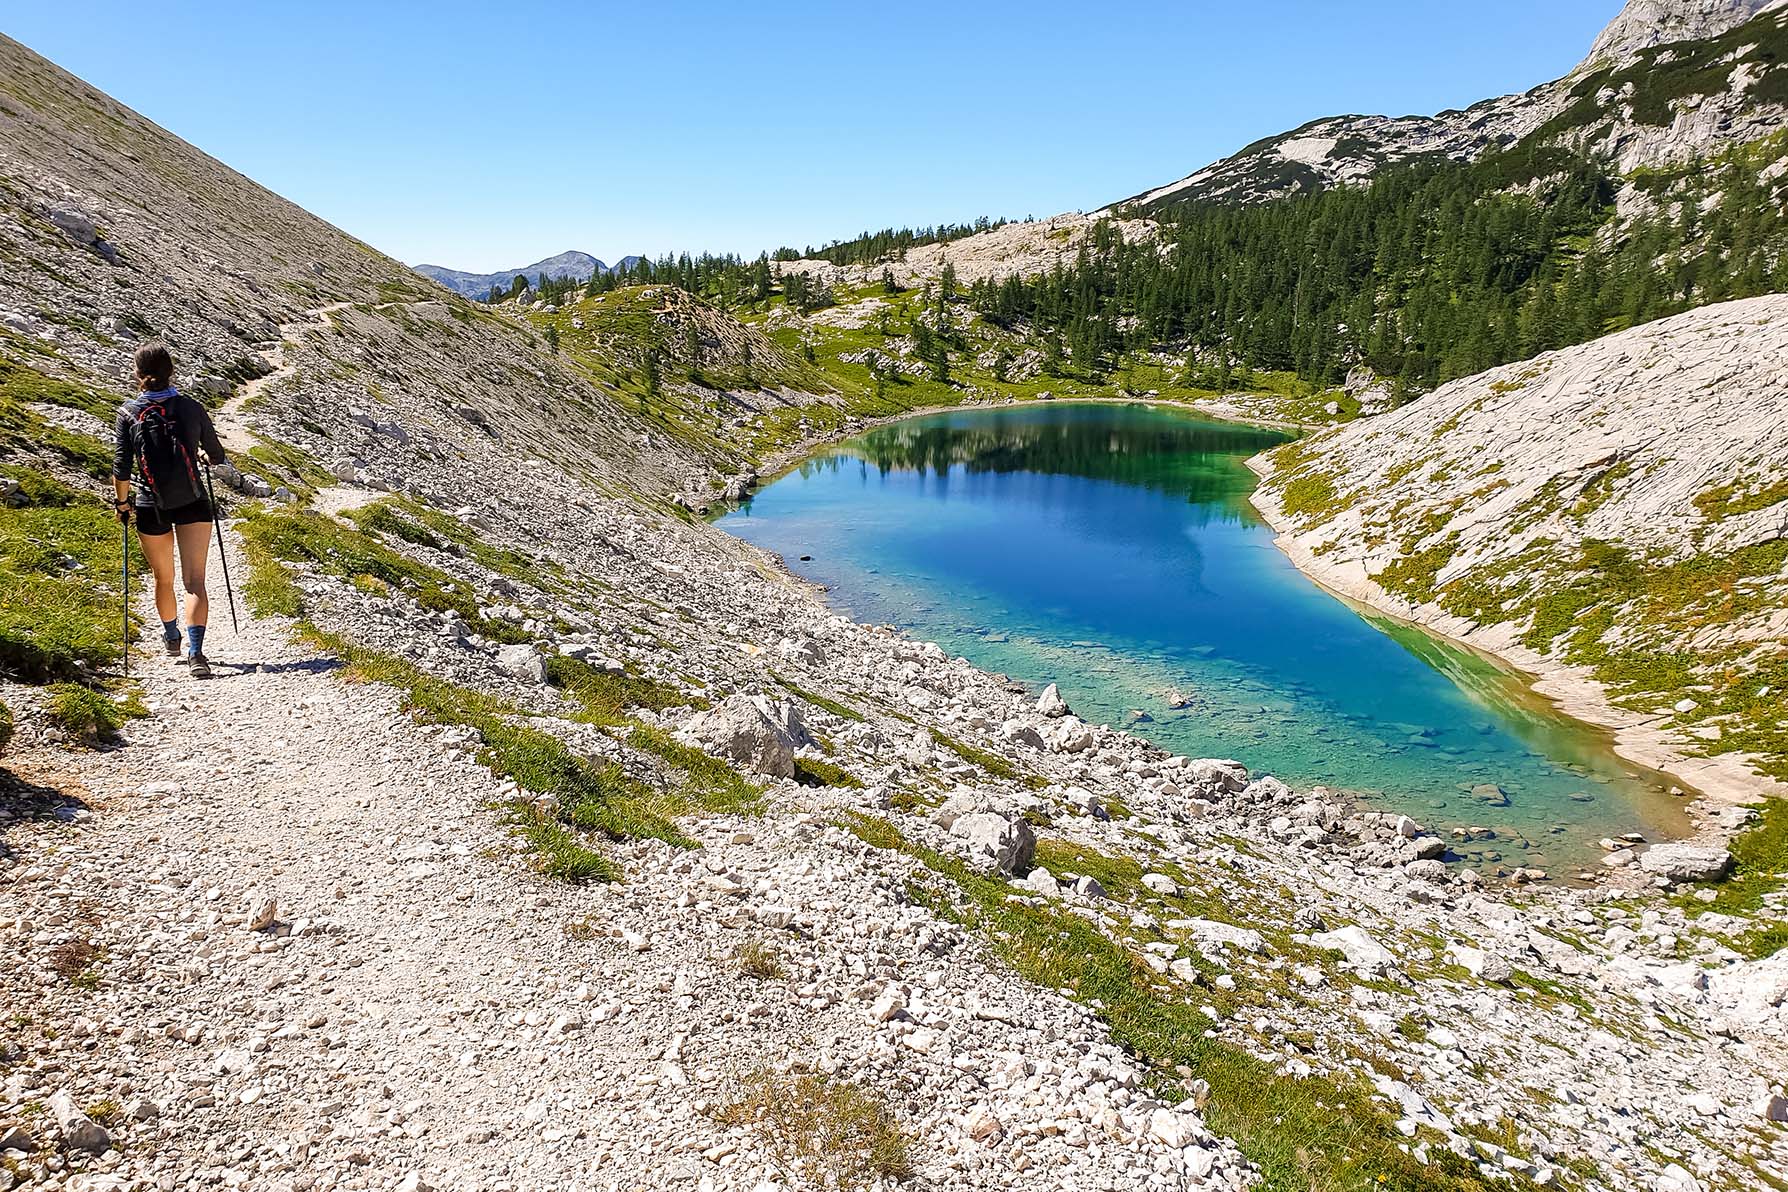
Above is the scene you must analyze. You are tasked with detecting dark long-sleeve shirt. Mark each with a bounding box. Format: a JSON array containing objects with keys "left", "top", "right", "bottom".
[{"left": 113, "top": 387, "right": 228, "bottom": 508}]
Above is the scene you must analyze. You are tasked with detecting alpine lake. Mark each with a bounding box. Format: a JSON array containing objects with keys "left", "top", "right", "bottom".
[{"left": 717, "top": 401, "right": 1690, "bottom": 873}]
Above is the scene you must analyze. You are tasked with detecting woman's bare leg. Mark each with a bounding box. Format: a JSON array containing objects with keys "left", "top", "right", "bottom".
[
  {"left": 174, "top": 519, "right": 212, "bottom": 628},
  {"left": 137, "top": 528, "right": 178, "bottom": 624}
]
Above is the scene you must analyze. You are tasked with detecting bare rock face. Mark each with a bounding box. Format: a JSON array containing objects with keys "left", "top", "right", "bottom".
[
  {"left": 680, "top": 694, "right": 795, "bottom": 779},
  {"left": 1579, "top": 0, "right": 1775, "bottom": 71},
  {"left": 1113, "top": 0, "right": 1786, "bottom": 212}
]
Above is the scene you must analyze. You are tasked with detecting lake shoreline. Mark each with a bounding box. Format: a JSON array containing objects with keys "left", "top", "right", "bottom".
[
  {"left": 1245, "top": 449, "right": 1787, "bottom": 849},
  {"left": 750, "top": 393, "right": 1318, "bottom": 491}
]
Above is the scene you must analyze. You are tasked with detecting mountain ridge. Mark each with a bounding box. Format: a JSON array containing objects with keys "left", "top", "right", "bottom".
[
  {"left": 1112, "top": 0, "right": 1785, "bottom": 212},
  {"left": 413, "top": 249, "right": 638, "bottom": 298}
]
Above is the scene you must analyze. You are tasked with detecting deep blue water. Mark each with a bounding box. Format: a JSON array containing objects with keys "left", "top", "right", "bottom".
[{"left": 719, "top": 402, "right": 1686, "bottom": 869}]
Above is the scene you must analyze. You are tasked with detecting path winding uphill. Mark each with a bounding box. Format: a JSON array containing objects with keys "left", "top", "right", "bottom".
[{"left": 0, "top": 533, "right": 1254, "bottom": 1190}]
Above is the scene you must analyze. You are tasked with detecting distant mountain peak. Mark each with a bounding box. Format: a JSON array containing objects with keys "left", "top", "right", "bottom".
[
  {"left": 1578, "top": 0, "right": 1779, "bottom": 72},
  {"left": 412, "top": 250, "right": 618, "bottom": 298},
  {"left": 1111, "top": 0, "right": 1787, "bottom": 212}
]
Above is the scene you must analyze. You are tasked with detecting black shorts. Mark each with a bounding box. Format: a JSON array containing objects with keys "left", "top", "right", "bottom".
[{"left": 135, "top": 499, "right": 212, "bottom": 536}]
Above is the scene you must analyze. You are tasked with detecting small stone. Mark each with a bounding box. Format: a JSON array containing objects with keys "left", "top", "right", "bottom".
[
  {"left": 47, "top": 1091, "right": 109, "bottom": 1153},
  {"left": 246, "top": 896, "right": 279, "bottom": 932}
]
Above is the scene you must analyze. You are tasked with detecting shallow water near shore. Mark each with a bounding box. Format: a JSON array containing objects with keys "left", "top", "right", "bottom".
[{"left": 719, "top": 402, "right": 1689, "bottom": 870}]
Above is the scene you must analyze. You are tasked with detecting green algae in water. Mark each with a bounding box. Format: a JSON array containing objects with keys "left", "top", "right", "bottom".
[{"left": 720, "top": 402, "right": 1688, "bottom": 868}]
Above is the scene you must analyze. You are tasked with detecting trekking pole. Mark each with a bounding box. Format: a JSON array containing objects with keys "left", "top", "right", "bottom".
[
  {"left": 204, "top": 464, "right": 240, "bottom": 634},
  {"left": 120, "top": 512, "right": 130, "bottom": 678}
]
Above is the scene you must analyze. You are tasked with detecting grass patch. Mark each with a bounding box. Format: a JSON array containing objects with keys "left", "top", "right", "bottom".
[
  {"left": 546, "top": 654, "right": 689, "bottom": 723},
  {"left": 773, "top": 672, "right": 866, "bottom": 721},
  {"left": 1279, "top": 472, "right": 1343, "bottom": 520},
  {"left": 300, "top": 627, "right": 696, "bottom": 875},
  {"left": 931, "top": 728, "right": 1023, "bottom": 782},
  {"left": 0, "top": 467, "right": 133, "bottom": 680},
  {"left": 46, "top": 682, "right": 140, "bottom": 742},
  {"left": 735, "top": 937, "right": 787, "bottom": 980},
  {"left": 1694, "top": 476, "right": 1788, "bottom": 522},
  {"left": 794, "top": 755, "right": 864, "bottom": 788},
  {"left": 715, "top": 1071, "right": 913, "bottom": 1189},
  {"left": 840, "top": 812, "right": 1526, "bottom": 1192},
  {"left": 625, "top": 721, "right": 762, "bottom": 814},
  {"left": 0, "top": 698, "right": 12, "bottom": 756}
]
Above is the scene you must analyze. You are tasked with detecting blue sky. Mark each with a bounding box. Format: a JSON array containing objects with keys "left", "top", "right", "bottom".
[{"left": 6, "top": 1, "right": 1622, "bottom": 271}]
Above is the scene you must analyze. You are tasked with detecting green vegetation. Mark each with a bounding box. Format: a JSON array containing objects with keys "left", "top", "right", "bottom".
[
  {"left": 735, "top": 937, "right": 787, "bottom": 980},
  {"left": 841, "top": 813, "right": 1524, "bottom": 1192},
  {"left": 931, "top": 727, "right": 1033, "bottom": 784},
  {"left": 0, "top": 357, "right": 114, "bottom": 479},
  {"left": 716, "top": 1072, "right": 913, "bottom": 1189},
  {"left": 1676, "top": 799, "right": 1788, "bottom": 958},
  {"left": 239, "top": 506, "right": 526, "bottom": 642},
  {"left": 1694, "top": 475, "right": 1788, "bottom": 522},
  {"left": 773, "top": 673, "right": 866, "bottom": 722},
  {"left": 0, "top": 697, "right": 13, "bottom": 756},
  {"left": 1279, "top": 472, "right": 1342, "bottom": 520},
  {"left": 46, "top": 682, "right": 142, "bottom": 742},
  {"left": 0, "top": 465, "right": 134, "bottom": 680},
  {"left": 793, "top": 755, "right": 863, "bottom": 788}
]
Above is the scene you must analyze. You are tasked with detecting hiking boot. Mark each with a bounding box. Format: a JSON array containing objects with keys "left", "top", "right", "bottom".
[
  {"left": 188, "top": 653, "right": 213, "bottom": 680},
  {"left": 164, "top": 635, "right": 183, "bottom": 657}
]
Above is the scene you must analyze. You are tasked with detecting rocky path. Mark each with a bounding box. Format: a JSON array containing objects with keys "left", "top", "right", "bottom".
[
  {"left": 217, "top": 303, "right": 355, "bottom": 456},
  {"left": 0, "top": 526, "right": 1251, "bottom": 1191}
]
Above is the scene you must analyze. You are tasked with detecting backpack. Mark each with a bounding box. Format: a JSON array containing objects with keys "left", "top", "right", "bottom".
[{"left": 134, "top": 396, "right": 202, "bottom": 510}]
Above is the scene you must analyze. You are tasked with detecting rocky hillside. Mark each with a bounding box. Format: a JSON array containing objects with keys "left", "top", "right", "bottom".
[
  {"left": 414, "top": 250, "right": 631, "bottom": 298},
  {"left": 1115, "top": 0, "right": 1785, "bottom": 212},
  {"left": 1253, "top": 294, "right": 1788, "bottom": 803},
  {"left": 3, "top": 28, "right": 1788, "bottom": 1192}
]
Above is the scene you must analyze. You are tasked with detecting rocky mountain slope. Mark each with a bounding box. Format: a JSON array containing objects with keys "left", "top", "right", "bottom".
[
  {"left": 413, "top": 250, "right": 637, "bottom": 299},
  {"left": 3, "top": 27, "right": 1788, "bottom": 1192},
  {"left": 1252, "top": 294, "right": 1788, "bottom": 804},
  {"left": 1114, "top": 0, "right": 1785, "bottom": 212}
]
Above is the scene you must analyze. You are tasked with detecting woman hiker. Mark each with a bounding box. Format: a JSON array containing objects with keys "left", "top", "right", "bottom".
[{"left": 112, "top": 340, "right": 229, "bottom": 679}]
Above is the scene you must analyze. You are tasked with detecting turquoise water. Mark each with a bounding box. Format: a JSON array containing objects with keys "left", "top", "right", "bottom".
[{"left": 718, "top": 402, "right": 1687, "bottom": 870}]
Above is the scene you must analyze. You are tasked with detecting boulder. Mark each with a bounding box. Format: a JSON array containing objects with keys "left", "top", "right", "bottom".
[
  {"left": 1035, "top": 683, "right": 1071, "bottom": 718},
  {"left": 47, "top": 1091, "right": 109, "bottom": 1153},
  {"left": 1471, "top": 783, "right": 1510, "bottom": 806},
  {"left": 496, "top": 643, "right": 547, "bottom": 685},
  {"left": 950, "top": 811, "right": 1036, "bottom": 875},
  {"left": 48, "top": 207, "right": 97, "bottom": 245},
  {"left": 1046, "top": 717, "right": 1095, "bottom": 754},
  {"left": 1403, "top": 858, "right": 1450, "bottom": 883},
  {"left": 681, "top": 695, "right": 797, "bottom": 779},
  {"left": 1638, "top": 842, "right": 1732, "bottom": 883},
  {"left": 997, "top": 718, "right": 1046, "bottom": 749},
  {"left": 1181, "top": 759, "right": 1250, "bottom": 798},
  {"left": 1312, "top": 925, "right": 1397, "bottom": 973},
  {"left": 1185, "top": 918, "right": 1266, "bottom": 954}
]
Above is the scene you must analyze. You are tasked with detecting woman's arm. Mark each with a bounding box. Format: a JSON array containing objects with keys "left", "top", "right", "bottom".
[
  {"left": 112, "top": 409, "right": 134, "bottom": 519},
  {"left": 192, "top": 399, "right": 228, "bottom": 466}
]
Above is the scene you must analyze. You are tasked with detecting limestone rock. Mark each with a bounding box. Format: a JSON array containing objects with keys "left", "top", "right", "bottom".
[
  {"left": 950, "top": 811, "right": 1036, "bottom": 876},
  {"left": 1312, "top": 925, "right": 1397, "bottom": 973},
  {"left": 47, "top": 1091, "right": 109, "bottom": 1153},
  {"left": 680, "top": 695, "right": 796, "bottom": 779},
  {"left": 1035, "top": 683, "right": 1071, "bottom": 718},
  {"left": 1639, "top": 843, "right": 1733, "bottom": 883},
  {"left": 497, "top": 644, "right": 547, "bottom": 685}
]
